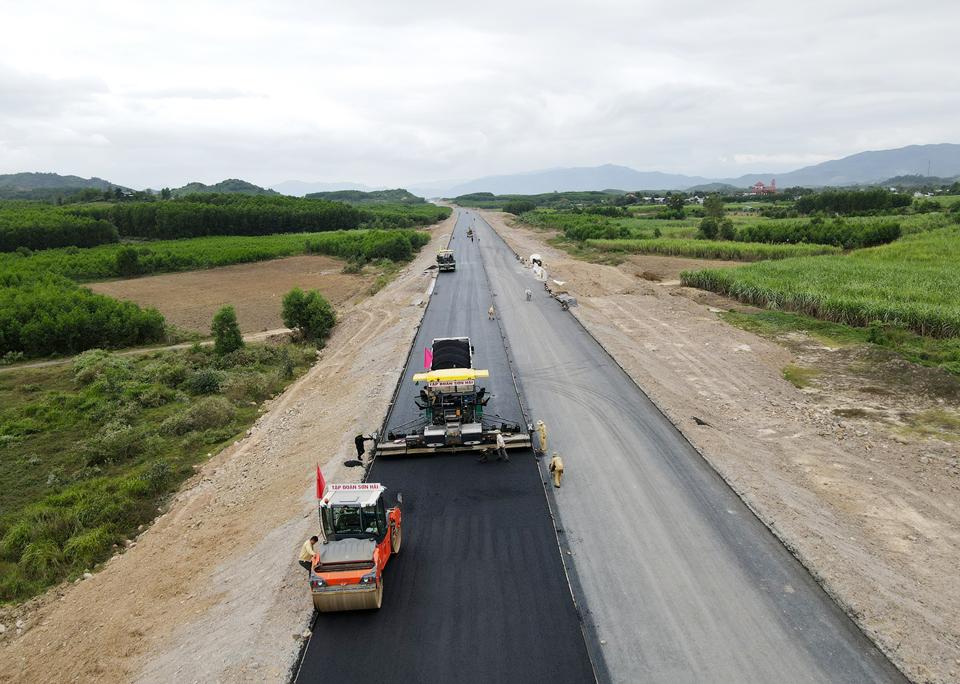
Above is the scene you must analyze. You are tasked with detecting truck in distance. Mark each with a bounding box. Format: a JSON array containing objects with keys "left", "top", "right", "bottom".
[{"left": 437, "top": 249, "right": 456, "bottom": 272}]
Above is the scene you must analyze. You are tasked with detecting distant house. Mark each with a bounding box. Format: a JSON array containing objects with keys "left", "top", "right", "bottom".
[{"left": 751, "top": 178, "right": 777, "bottom": 195}]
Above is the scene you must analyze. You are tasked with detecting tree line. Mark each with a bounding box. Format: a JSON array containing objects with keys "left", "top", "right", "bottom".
[
  {"left": 795, "top": 188, "right": 912, "bottom": 215},
  {"left": 0, "top": 203, "right": 119, "bottom": 252}
]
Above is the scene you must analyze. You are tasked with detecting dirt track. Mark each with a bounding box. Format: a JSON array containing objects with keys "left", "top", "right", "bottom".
[
  {"left": 91, "top": 255, "right": 373, "bottom": 334},
  {"left": 483, "top": 210, "right": 960, "bottom": 684},
  {"left": 0, "top": 215, "right": 453, "bottom": 683}
]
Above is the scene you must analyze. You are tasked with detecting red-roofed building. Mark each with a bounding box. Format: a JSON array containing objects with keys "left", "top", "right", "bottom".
[{"left": 751, "top": 178, "right": 777, "bottom": 195}]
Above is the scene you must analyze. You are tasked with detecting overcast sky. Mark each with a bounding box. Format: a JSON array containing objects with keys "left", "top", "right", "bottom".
[{"left": 1, "top": 0, "right": 957, "bottom": 189}]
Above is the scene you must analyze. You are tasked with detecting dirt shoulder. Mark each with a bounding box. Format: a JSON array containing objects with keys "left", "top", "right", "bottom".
[
  {"left": 0, "top": 214, "right": 453, "bottom": 683},
  {"left": 482, "top": 210, "right": 960, "bottom": 684},
  {"left": 91, "top": 254, "right": 373, "bottom": 334}
]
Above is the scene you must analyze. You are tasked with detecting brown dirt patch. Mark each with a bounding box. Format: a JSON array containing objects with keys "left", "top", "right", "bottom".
[
  {"left": 90, "top": 255, "right": 373, "bottom": 334},
  {"left": 620, "top": 253, "right": 743, "bottom": 283},
  {"left": 483, "top": 209, "right": 960, "bottom": 684}
]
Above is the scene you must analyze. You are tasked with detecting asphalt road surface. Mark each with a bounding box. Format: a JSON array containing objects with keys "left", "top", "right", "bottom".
[
  {"left": 468, "top": 209, "right": 905, "bottom": 683},
  {"left": 296, "top": 211, "right": 595, "bottom": 683},
  {"left": 297, "top": 208, "right": 904, "bottom": 683}
]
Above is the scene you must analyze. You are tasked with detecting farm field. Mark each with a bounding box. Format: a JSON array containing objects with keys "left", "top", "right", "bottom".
[
  {"left": 586, "top": 237, "right": 840, "bottom": 261},
  {"left": 682, "top": 227, "right": 960, "bottom": 338},
  {"left": 91, "top": 255, "right": 374, "bottom": 334}
]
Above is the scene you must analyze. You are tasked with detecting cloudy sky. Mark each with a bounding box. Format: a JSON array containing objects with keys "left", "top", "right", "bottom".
[{"left": 1, "top": 0, "right": 957, "bottom": 189}]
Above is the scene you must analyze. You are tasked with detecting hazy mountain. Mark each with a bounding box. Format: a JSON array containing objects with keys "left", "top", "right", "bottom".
[
  {"left": 304, "top": 188, "right": 425, "bottom": 204},
  {"left": 440, "top": 164, "right": 711, "bottom": 196},
  {"left": 0, "top": 172, "right": 121, "bottom": 199},
  {"left": 270, "top": 180, "right": 382, "bottom": 196},
  {"left": 0, "top": 172, "right": 117, "bottom": 191},
  {"left": 722, "top": 144, "right": 960, "bottom": 188},
  {"left": 421, "top": 144, "right": 960, "bottom": 195},
  {"left": 173, "top": 178, "right": 277, "bottom": 197}
]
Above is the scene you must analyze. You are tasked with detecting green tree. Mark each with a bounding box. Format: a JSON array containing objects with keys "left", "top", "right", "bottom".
[
  {"left": 282, "top": 288, "right": 336, "bottom": 343},
  {"left": 115, "top": 246, "right": 140, "bottom": 276},
  {"left": 160, "top": 187, "right": 172, "bottom": 200},
  {"left": 697, "top": 217, "right": 719, "bottom": 240},
  {"left": 212, "top": 306, "right": 244, "bottom": 356},
  {"left": 703, "top": 194, "right": 725, "bottom": 219},
  {"left": 503, "top": 199, "right": 536, "bottom": 215}
]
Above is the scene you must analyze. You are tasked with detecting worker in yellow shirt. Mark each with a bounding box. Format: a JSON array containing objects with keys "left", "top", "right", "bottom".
[
  {"left": 549, "top": 452, "right": 564, "bottom": 488},
  {"left": 298, "top": 535, "right": 319, "bottom": 573},
  {"left": 536, "top": 420, "right": 547, "bottom": 457}
]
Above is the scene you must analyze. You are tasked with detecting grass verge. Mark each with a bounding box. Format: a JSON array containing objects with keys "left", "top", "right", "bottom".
[{"left": 721, "top": 310, "right": 960, "bottom": 374}]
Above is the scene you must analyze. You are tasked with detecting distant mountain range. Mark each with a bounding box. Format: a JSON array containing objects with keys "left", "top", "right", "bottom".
[
  {"left": 4, "top": 143, "right": 959, "bottom": 200},
  {"left": 414, "top": 143, "right": 960, "bottom": 196}
]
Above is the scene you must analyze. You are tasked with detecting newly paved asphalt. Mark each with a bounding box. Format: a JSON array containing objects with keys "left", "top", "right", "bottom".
[
  {"left": 297, "top": 208, "right": 905, "bottom": 683},
  {"left": 296, "top": 211, "right": 594, "bottom": 683}
]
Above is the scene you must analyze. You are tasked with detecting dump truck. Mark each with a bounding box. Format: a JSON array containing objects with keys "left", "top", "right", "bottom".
[
  {"left": 377, "top": 337, "right": 531, "bottom": 455},
  {"left": 309, "top": 482, "right": 402, "bottom": 612},
  {"left": 437, "top": 249, "right": 456, "bottom": 272}
]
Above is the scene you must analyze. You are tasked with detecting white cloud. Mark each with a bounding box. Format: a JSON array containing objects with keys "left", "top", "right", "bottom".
[{"left": 0, "top": 0, "right": 957, "bottom": 187}]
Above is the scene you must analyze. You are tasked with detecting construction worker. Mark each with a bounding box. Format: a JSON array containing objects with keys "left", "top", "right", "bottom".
[
  {"left": 536, "top": 420, "right": 548, "bottom": 456},
  {"left": 496, "top": 431, "right": 509, "bottom": 462},
  {"left": 354, "top": 434, "right": 373, "bottom": 459},
  {"left": 298, "top": 535, "right": 319, "bottom": 573},
  {"left": 548, "top": 453, "right": 564, "bottom": 488},
  {"left": 488, "top": 305, "right": 496, "bottom": 320}
]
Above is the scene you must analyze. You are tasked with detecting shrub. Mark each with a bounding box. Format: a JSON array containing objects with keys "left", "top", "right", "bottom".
[
  {"left": 212, "top": 306, "right": 244, "bottom": 356},
  {"left": 223, "top": 372, "right": 272, "bottom": 402},
  {"left": 503, "top": 199, "right": 537, "bottom": 215},
  {"left": 1, "top": 521, "right": 34, "bottom": 561},
  {"left": 183, "top": 368, "right": 224, "bottom": 394},
  {"left": 160, "top": 396, "right": 235, "bottom": 435},
  {"left": 135, "top": 384, "right": 176, "bottom": 407},
  {"left": 72, "top": 349, "right": 133, "bottom": 386},
  {"left": 282, "top": 288, "right": 337, "bottom": 342},
  {"left": 63, "top": 526, "right": 115, "bottom": 568},
  {"left": 115, "top": 246, "right": 141, "bottom": 276},
  {"left": 81, "top": 422, "right": 147, "bottom": 466},
  {"left": 18, "top": 539, "right": 61, "bottom": 580},
  {"left": 139, "top": 460, "right": 172, "bottom": 494}
]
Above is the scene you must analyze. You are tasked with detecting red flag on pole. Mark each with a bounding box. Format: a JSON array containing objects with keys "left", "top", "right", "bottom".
[
  {"left": 316, "top": 464, "right": 325, "bottom": 499},
  {"left": 423, "top": 347, "right": 433, "bottom": 370}
]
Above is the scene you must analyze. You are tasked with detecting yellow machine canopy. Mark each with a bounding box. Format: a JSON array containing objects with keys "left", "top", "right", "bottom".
[{"left": 412, "top": 368, "right": 489, "bottom": 383}]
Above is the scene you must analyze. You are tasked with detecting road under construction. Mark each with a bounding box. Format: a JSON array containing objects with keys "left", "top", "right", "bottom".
[{"left": 295, "top": 209, "right": 905, "bottom": 683}]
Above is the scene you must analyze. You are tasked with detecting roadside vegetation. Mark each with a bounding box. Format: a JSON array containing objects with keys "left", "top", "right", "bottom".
[
  {"left": 586, "top": 238, "right": 840, "bottom": 261},
  {"left": 0, "top": 229, "right": 432, "bottom": 360},
  {"left": 0, "top": 202, "right": 119, "bottom": 252},
  {"left": 0, "top": 338, "right": 317, "bottom": 602},
  {"left": 684, "top": 227, "right": 960, "bottom": 365}
]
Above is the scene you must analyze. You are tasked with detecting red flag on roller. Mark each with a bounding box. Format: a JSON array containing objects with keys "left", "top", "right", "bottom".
[
  {"left": 316, "top": 464, "right": 325, "bottom": 499},
  {"left": 423, "top": 347, "right": 433, "bottom": 370}
]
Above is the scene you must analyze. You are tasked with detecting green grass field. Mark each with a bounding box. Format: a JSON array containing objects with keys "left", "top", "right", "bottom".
[
  {"left": 0, "top": 229, "right": 431, "bottom": 283},
  {"left": 586, "top": 238, "right": 841, "bottom": 261},
  {"left": 0, "top": 343, "right": 315, "bottom": 602},
  {"left": 682, "top": 227, "right": 960, "bottom": 338}
]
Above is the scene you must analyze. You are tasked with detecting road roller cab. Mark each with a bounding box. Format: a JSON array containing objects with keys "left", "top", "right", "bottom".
[{"left": 310, "top": 483, "right": 402, "bottom": 612}]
